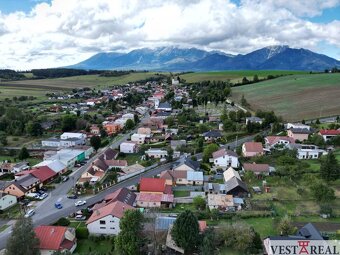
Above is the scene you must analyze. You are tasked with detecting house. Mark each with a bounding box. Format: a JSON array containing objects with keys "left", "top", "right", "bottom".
[
  {"left": 245, "top": 117, "right": 263, "bottom": 125},
  {"left": 46, "top": 149, "right": 85, "bottom": 168},
  {"left": 92, "top": 188, "right": 136, "bottom": 211},
  {"left": 242, "top": 142, "right": 264, "bottom": 157},
  {"left": 105, "top": 160, "right": 128, "bottom": 169},
  {"left": 211, "top": 148, "right": 239, "bottom": 169},
  {"left": 60, "top": 132, "right": 86, "bottom": 145},
  {"left": 100, "top": 148, "right": 118, "bottom": 160},
  {"left": 186, "top": 171, "right": 204, "bottom": 185},
  {"left": 104, "top": 123, "right": 121, "bottom": 135},
  {"left": 265, "top": 136, "right": 295, "bottom": 149},
  {"left": 2, "top": 174, "right": 41, "bottom": 198},
  {"left": 0, "top": 162, "right": 14, "bottom": 174},
  {"left": 137, "top": 127, "right": 152, "bottom": 136},
  {"left": 207, "top": 194, "right": 234, "bottom": 211},
  {"left": 15, "top": 166, "right": 57, "bottom": 184},
  {"left": 74, "top": 145, "right": 94, "bottom": 159},
  {"left": 11, "top": 162, "right": 29, "bottom": 173},
  {"left": 170, "top": 140, "right": 187, "bottom": 151},
  {"left": 34, "top": 160, "right": 67, "bottom": 174},
  {"left": 286, "top": 122, "right": 311, "bottom": 130},
  {"left": 139, "top": 178, "right": 172, "bottom": 194},
  {"left": 34, "top": 225, "right": 77, "bottom": 255},
  {"left": 319, "top": 129, "right": 340, "bottom": 141},
  {"left": 0, "top": 193, "right": 17, "bottom": 211},
  {"left": 203, "top": 130, "right": 222, "bottom": 142},
  {"left": 120, "top": 141, "right": 139, "bottom": 154},
  {"left": 242, "top": 163, "right": 270, "bottom": 176},
  {"left": 173, "top": 158, "right": 200, "bottom": 172},
  {"left": 90, "top": 125, "right": 100, "bottom": 135},
  {"left": 289, "top": 144, "right": 327, "bottom": 159},
  {"left": 287, "top": 128, "right": 311, "bottom": 141},
  {"left": 86, "top": 201, "right": 134, "bottom": 235},
  {"left": 156, "top": 101, "right": 172, "bottom": 111},
  {"left": 263, "top": 223, "right": 324, "bottom": 255},
  {"left": 145, "top": 149, "right": 168, "bottom": 159},
  {"left": 131, "top": 133, "right": 147, "bottom": 144},
  {"left": 136, "top": 193, "right": 174, "bottom": 208},
  {"left": 42, "top": 138, "right": 62, "bottom": 148},
  {"left": 223, "top": 167, "right": 248, "bottom": 197}
]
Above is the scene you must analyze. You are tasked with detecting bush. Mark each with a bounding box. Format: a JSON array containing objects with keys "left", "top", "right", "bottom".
[
  {"left": 76, "top": 227, "right": 89, "bottom": 239},
  {"left": 54, "top": 217, "right": 70, "bottom": 226}
]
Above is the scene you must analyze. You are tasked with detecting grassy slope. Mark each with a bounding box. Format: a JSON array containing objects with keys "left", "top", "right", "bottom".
[
  {"left": 180, "top": 70, "right": 307, "bottom": 83},
  {"left": 232, "top": 73, "right": 340, "bottom": 121}
]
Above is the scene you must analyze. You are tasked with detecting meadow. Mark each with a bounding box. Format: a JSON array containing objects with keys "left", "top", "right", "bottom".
[
  {"left": 180, "top": 70, "right": 307, "bottom": 83},
  {"left": 231, "top": 73, "right": 340, "bottom": 121}
]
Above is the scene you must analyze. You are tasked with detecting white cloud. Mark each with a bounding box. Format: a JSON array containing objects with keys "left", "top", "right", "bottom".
[{"left": 0, "top": 0, "right": 339, "bottom": 69}]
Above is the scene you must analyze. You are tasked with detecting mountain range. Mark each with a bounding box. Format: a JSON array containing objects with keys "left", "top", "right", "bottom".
[{"left": 69, "top": 45, "right": 340, "bottom": 71}]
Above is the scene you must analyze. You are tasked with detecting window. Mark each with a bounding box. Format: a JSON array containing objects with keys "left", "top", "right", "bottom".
[
  {"left": 100, "top": 220, "right": 106, "bottom": 225},
  {"left": 110, "top": 227, "right": 115, "bottom": 229},
  {"left": 153, "top": 203, "right": 156, "bottom": 205},
  {"left": 100, "top": 227, "right": 106, "bottom": 229}
]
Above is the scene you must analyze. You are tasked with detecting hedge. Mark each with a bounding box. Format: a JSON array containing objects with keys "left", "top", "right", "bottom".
[{"left": 76, "top": 227, "right": 89, "bottom": 239}]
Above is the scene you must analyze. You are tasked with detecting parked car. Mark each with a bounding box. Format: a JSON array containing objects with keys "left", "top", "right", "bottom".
[
  {"left": 39, "top": 193, "right": 48, "bottom": 200},
  {"left": 62, "top": 176, "right": 69, "bottom": 182},
  {"left": 67, "top": 194, "right": 78, "bottom": 199},
  {"left": 24, "top": 209, "right": 35, "bottom": 218},
  {"left": 55, "top": 202, "right": 63, "bottom": 209},
  {"left": 26, "top": 193, "right": 40, "bottom": 199},
  {"left": 75, "top": 200, "right": 87, "bottom": 207},
  {"left": 75, "top": 215, "right": 86, "bottom": 221},
  {"left": 37, "top": 190, "right": 45, "bottom": 195}
]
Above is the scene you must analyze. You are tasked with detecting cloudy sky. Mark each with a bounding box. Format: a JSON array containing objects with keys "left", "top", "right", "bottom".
[{"left": 0, "top": 0, "right": 339, "bottom": 70}]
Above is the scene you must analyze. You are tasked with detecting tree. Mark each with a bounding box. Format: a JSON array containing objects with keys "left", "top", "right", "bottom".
[
  {"left": 278, "top": 215, "right": 296, "bottom": 236},
  {"left": 240, "top": 94, "right": 249, "bottom": 107},
  {"left": 0, "top": 131, "right": 7, "bottom": 146},
  {"left": 61, "top": 114, "right": 77, "bottom": 132},
  {"left": 193, "top": 196, "right": 206, "bottom": 210},
  {"left": 171, "top": 210, "right": 200, "bottom": 253},
  {"left": 201, "top": 228, "right": 216, "bottom": 255},
  {"left": 90, "top": 136, "right": 101, "bottom": 151},
  {"left": 26, "top": 121, "right": 43, "bottom": 136},
  {"left": 310, "top": 181, "right": 336, "bottom": 202},
  {"left": 316, "top": 118, "right": 321, "bottom": 124},
  {"left": 125, "top": 119, "right": 135, "bottom": 130},
  {"left": 253, "top": 74, "right": 259, "bottom": 82},
  {"left": 134, "top": 114, "right": 139, "bottom": 124},
  {"left": 18, "top": 147, "right": 30, "bottom": 160},
  {"left": 202, "top": 143, "right": 219, "bottom": 163},
  {"left": 320, "top": 152, "right": 340, "bottom": 181},
  {"left": 116, "top": 209, "right": 144, "bottom": 255},
  {"left": 6, "top": 217, "right": 40, "bottom": 255},
  {"left": 241, "top": 77, "right": 249, "bottom": 84}
]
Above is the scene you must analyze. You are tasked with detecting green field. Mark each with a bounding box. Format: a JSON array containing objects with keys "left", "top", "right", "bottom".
[
  {"left": 180, "top": 70, "right": 307, "bottom": 83},
  {"left": 232, "top": 73, "right": 340, "bottom": 121},
  {"left": 1, "top": 72, "right": 161, "bottom": 90},
  {"left": 0, "top": 86, "right": 48, "bottom": 100}
]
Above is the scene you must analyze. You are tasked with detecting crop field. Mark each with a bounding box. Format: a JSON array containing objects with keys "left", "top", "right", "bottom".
[
  {"left": 0, "top": 72, "right": 161, "bottom": 90},
  {"left": 0, "top": 86, "right": 48, "bottom": 100},
  {"left": 180, "top": 70, "right": 307, "bottom": 83},
  {"left": 231, "top": 73, "right": 340, "bottom": 121}
]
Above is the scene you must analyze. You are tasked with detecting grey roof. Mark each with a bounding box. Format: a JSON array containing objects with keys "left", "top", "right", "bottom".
[
  {"left": 0, "top": 181, "right": 9, "bottom": 190},
  {"left": 267, "top": 223, "right": 324, "bottom": 241},
  {"left": 16, "top": 174, "right": 40, "bottom": 188},
  {"left": 246, "top": 117, "right": 262, "bottom": 122},
  {"left": 204, "top": 182, "right": 226, "bottom": 193},
  {"left": 290, "top": 128, "right": 311, "bottom": 134},
  {"left": 183, "top": 158, "right": 200, "bottom": 170},
  {"left": 155, "top": 217, "right": 176, "bottom": 230},
  {"left": 43, "top": 137, "right": 61, "bottom": 142},
  {"left": 156, "top": 111, "right": 171, "bottom": 117},
  {"left": 187, "top": 171, "right": 204, "bottom": 182},
  {"left": 158, "top": 101, "right": 172, "bottom": 109},
  {"left": 225, "top": 176, "right": 248, "bottom": 193},
  {"left": 203, "top": 130, "right": 222, "bottom": 138}
]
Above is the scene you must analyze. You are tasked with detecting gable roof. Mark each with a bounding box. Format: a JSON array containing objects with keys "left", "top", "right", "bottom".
[
  {"left": 203, "top": 130, "right": 222, "bottom": 138},
  {"left": 101, "top": 148, "right": 118, "bottom": 160},
  {"left": 289, "top": 128, "right": 311, "bottom": 134},
  {"left": 34, "top": 225, "right": 68, "bottom": 250},
  {"left": 136, "top": 193, "right": 174, "bottom": 203},
  {"left": 225, "top": 176, "right": 249, "bottom": 193},
  {"left": 140, "top": 178, "right": 166, "bottom": 193},
  {"left": 265, "top": 136, "right": 295, "bottom": 146},
  {"left": 212, "top": 148, "right": 238, "bottom": 159},
  {"left": 187, "top": 171, "right": 204, "bottom": 181},
  {"left": 86, "top": 201, "right": 134, "bottom": 224},
  {"left": 160, "top": 170, "right": 187, "bottom": 181},
  {"left": 105, "top": 159, "right": 128, "bottom": 167},
  {"left": 183, "top": 158, "right": 200, "bottom": 170},
  {"left": 15, "top": 174, "right": 40, "bottom": 188},
  {"left": 243, "top": 142, "right": 263, "bottom": 153},
  {"left": 93, "top": 158, "right": 109, "bottom": 171},
  {"left": 223, "top": 167, "right": 241, "bottom": 182},
  {"left": 16, "top": 166, "right": 56, "bottom": 183},
  {"left": 243, "top": 163, "right": 269, "bottom": 172},
  {"left": 104, "top": 188, "right": 136, "bottom": 206},
  {"left": 319, "top": 129, "right": 340, "bottom": 136},
  {"left": 158, "top": 101, "right": 172, "bottom": 109},
  {"left": 35, "top": 160, "right": 66, "bottom": 173}
]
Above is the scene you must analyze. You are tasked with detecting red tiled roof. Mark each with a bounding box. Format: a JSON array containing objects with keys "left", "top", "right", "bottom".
[
  {"left": 243, "top": 142, "right": 263, "bottom": 153},
  {"left": 212, "top": 148, "right": 238, "bottom": 159},
  {"left": 199, "top": 221, "right": 207, "bottom": 232},
  {"left": 319, "top": 129, "right": 340, "bottom": 136},
  {"left": 140, "top": 178, "right": 166, "bottom": 193},
  {"left": 15, "top": 166, "right": 56, "bottom": 183},
  {"left": 86, "top": 201, "right": 134, "bottom": 224},
  {"left": 34, "top": 226, "right": 68, "bottom": 250},
  {"left": 136, "top": 193, "right": 174, "bottom": 203},
  {"left": 105, "top": 160, "right": 128, "bottom": 167},
  {"left": 243, "top": 163, "right": 269, "bottom": 172}
]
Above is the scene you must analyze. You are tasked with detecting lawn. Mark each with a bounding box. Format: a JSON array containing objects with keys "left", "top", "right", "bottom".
[
  {"left": 180, "top": 70, "right": 306, "bottom": 83},
  {"left": 74, "top": 239, "right": 114, "bottom": 254},
  {"left": 173, "top": 190, "right": 190, "bottom": 197},
  {"left": 0, "top": 86, "right": 48, "bottom": 101},
  {"left": 116, "top": 153, "right": 143, "bottom": 165},
  {"left": 0, "top": 156, "right": 41, "bottom": 167},
  {"left": 232, "top": 73, "right": 340, "bottom": 121}
]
